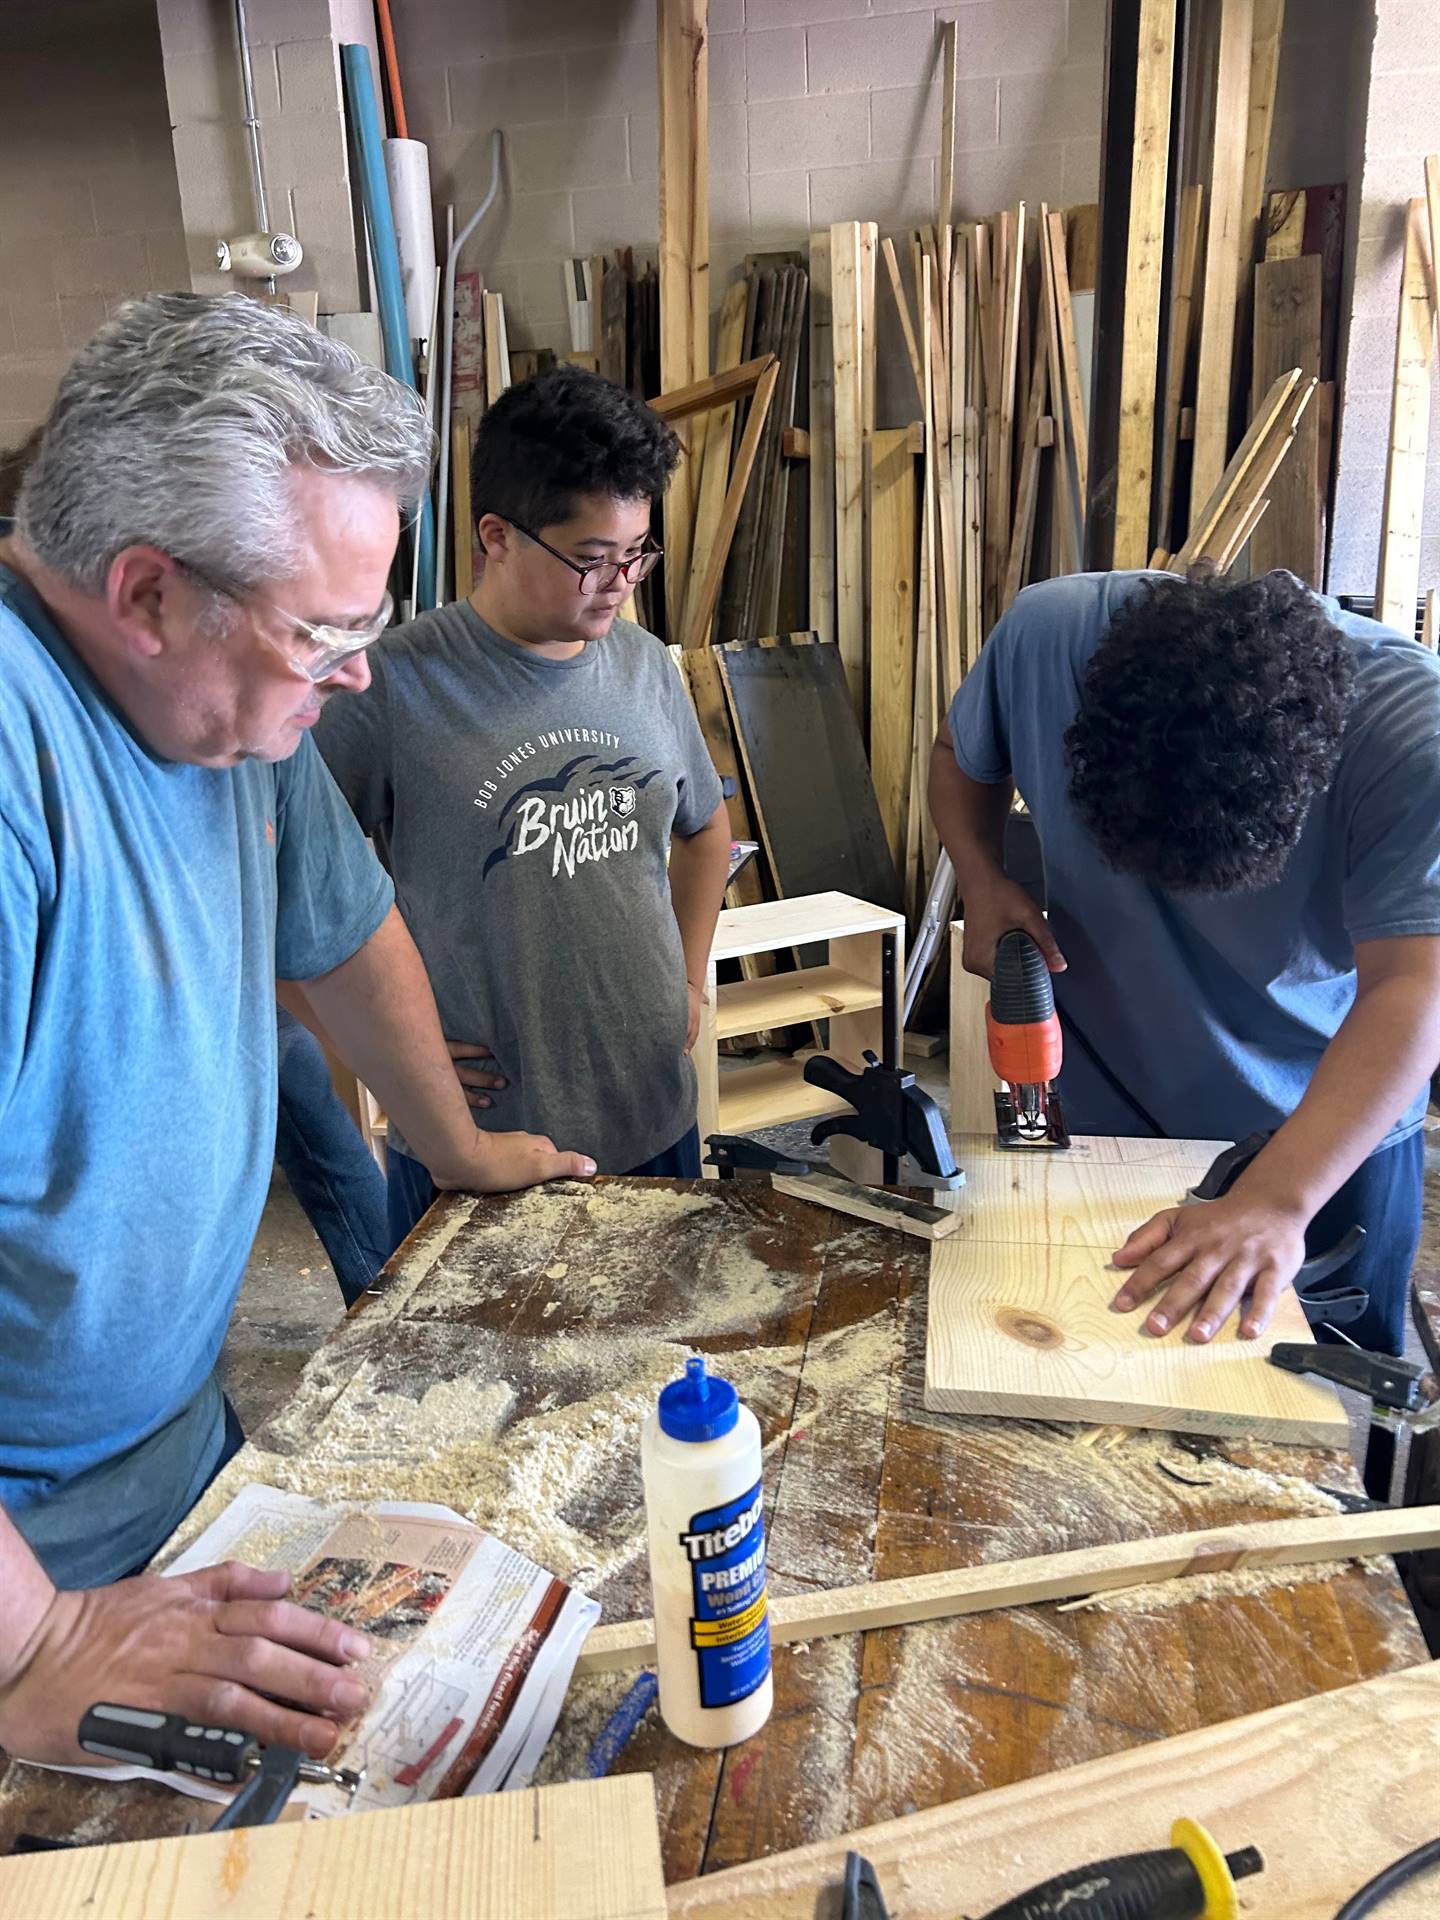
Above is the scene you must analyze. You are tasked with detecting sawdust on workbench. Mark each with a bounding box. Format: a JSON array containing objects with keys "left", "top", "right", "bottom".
[
  {"left": 1062, "top": 1556, "right": 1380, "bottom": 1614},
  {"left": 847, "top": 1619, "right": 986, "bottom": 1820}
]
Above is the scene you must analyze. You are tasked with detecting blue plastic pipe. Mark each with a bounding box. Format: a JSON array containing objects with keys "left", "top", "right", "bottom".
[{"left": 340, "top": 43, "right": 436, "bottom": 612}]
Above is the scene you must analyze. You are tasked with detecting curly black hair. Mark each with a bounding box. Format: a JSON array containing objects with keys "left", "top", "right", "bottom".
[
  {"left": 1064, "top": 571, "right": 1358, "bottom": 893},
  {"left": 469, "top": 366, "right": 680, "bottom": 534}
]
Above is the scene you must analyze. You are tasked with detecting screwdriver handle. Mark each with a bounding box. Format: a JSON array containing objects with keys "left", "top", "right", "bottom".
[{"left": 79, "top": 1704, "right": 258, "bottom": 1784}]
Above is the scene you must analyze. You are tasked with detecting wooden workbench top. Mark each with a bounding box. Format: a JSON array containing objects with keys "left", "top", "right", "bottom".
[{"left": 0, "top": 1178, "right": 1426, "bottom": 1879}]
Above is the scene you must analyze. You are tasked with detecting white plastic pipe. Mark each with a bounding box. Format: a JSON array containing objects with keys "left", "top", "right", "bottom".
[{"left": 434, "top": 132, "right": 503, "bottom": 609}]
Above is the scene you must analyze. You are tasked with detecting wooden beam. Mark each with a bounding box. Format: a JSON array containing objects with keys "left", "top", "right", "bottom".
[
  {"left": 868, "top": 428, "right": 917, "bottom": 873},
  {"left": 482, "top": 290, "right": 511, "bottom": 408},
  {"left": 809, "top": 230, "right": 836, "bottom": 648},
  {"left": 1190, "top": 0, "right": 1256, "bottom": 520},
  {"left": 649, "top": 354, "right": 775, "bottom": 423},
  {"left": 577, "top": 1506, "right": 1440, "bottom": 1673},
  {"left": 880, "top": 236, "right": 926, "bottom": 410},
  {"left": 1238, "top": 0, "right": 1286, "bottom": 337},
  {"left": 668, "top": 1665, "right": 1440, "bottom": 1919},
  {"left": 831, "top": 221, "right": 867, "bottom": 720},
  {"left": 1264, "top": 187, "right": 1306, "bottom": 260},
  {"left": 657, "top": 0, "right": 709, "bottom": 638},
  {"left": 1174, "top": 365, "right": 1301, "bottom": 567},
  {"left": 682, "top": 278, "right": 748, "bottom": 644},
  {"left": 1251, "top": 253, "right": 1322, "bottom": 582},
  {"left": 1377, "top": 196, "right": 1436, "bottom": 632},
  {"left": 1423, "top": 587, "right": 1438, "bottom": 652},
  {"left": 770, "top": 1171, "right": 960, "bottom": 1241},
  {"left": 0, "top": 1773, "right": 667, "bottom": 1919},
  {"left": 1112, "top": 0, "right": 1177, "bottom": 567},
  {"left": 679, "top": 357, "right": 780, "bottom": 650},
  {"left": 450, "top": 416, "right": 474, "bottom": 599},
  {"left": 938, "top": 17, "right": 958, "bottom": 234},
  {"left": 1156, "top": 183, "right": 1205, "bottom": 555},
  {"left": 1174, "top": 371, "right": 1316, "bottom": 573}
]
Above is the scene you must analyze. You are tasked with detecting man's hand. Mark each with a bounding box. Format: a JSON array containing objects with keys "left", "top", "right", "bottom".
[
  {"left": 431, "top": 1129, "right": 596, "bottom": 1193},
  {"left": 0, "top": 1562, "right": 371, "bottom": 1768},
  {"left": 684, "top": 981, "right": 707, "bottom": 1056},
  {"left": 446, "top": 1039, "right": 507, "bottom": 1112},
  {"left": 1109, "top": 1193, "right": 1309, "bottom": 1342},
  {"left": 959, "top": 876, "right": 1066, "bottom": 981}
]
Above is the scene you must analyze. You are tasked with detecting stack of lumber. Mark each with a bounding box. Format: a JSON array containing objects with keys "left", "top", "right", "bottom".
[{"left": 1375, "top": 156, "right": 1440, "bottom": 638}]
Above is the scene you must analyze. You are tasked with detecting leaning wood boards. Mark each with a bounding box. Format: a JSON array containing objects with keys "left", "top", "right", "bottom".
[
  {"left": 924, "top": 1133, "right": 1349, "bottom": 1445},
  {"left": 0, "top": 1774, "right": 666, "bottom": 1920},
  {"left": 667, "top": 1664, "right": 1440, "bottom": 1919}
]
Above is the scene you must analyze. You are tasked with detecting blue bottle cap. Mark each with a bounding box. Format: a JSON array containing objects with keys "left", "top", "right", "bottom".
[{"left": 657, "top": 1355, "right": 739, "bottom": 1442}]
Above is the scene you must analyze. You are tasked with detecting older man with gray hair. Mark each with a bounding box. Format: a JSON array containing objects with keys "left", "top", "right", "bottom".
[{"left": 0, "top": 293, "right": 596, "bottom": 1769}]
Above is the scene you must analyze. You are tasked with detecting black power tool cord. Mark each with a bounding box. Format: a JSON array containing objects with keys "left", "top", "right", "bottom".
[{"left": 1334, "top": 1837, "right": 1440, "bottom": 1918}]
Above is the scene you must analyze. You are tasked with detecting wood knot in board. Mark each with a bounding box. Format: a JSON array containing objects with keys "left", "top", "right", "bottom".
[{"left": 995, "top": 1306, "right": 1065, "bottom": 1350}]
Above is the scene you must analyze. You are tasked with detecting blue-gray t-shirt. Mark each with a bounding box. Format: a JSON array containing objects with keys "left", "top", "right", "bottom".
[
  {"left": 315, "top": 603, "right": 724, "bottom": 1173},
  {"left": 0, "top": 561, "right": 393, "bottom": 1583},
  {"left": 948, "top": 570, "right": 1440, "bottom": 1146}
]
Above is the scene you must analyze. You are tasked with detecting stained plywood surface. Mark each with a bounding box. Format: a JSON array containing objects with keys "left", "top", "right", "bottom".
[
  {"left": 669, "top": 1663, "right": 1440, "bottom": 1919},
  {"left": 0, "top": 1775, "right": 667, "bottom": 1920},
  {"left": 925, "top": 1135, "right": 1349, "bottom": 1445}
]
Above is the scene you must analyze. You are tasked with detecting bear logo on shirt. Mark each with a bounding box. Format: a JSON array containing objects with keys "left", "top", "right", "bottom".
[{"left": 609, "top": 785, "right": 637, "bottom": 819}]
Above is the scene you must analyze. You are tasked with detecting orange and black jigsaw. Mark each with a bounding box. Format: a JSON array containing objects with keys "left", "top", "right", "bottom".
[{"left": 987, "top": 929, "right": 1069, "bottom": 1151}]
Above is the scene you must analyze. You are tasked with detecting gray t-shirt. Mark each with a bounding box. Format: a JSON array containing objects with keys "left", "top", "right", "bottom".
[{"left": 316, "top": 603, "right": 724, "bottom": 1171}]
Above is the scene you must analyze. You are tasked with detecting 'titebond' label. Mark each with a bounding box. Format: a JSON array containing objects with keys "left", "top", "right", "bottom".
[{"left": 678, "top": 1479, "right": 770, "bottom": 1710}]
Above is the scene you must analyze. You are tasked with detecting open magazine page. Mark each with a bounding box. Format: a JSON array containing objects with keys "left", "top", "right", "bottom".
[{"left": 33, "top": 1485, "right": 599, "bottom": 1817}]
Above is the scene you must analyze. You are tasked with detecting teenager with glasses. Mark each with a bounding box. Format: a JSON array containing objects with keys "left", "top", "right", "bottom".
[{"left": 317, "top": 367, "right": 732, "bottom": 1242}]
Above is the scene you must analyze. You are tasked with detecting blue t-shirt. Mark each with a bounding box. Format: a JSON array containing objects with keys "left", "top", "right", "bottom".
[
  {"left": 0, "top": 560, "right": 393, "bottom": 1583},
  {"left": 948, "top": 570, "right": 1440, "bottom": 1146}
]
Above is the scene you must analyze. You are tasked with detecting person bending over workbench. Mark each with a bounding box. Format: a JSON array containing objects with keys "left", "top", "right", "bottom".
[
  {"left": 316, "top": 367, "right": 731, "bottom": 1242},
  {"left": 0, "top": 296, "right": 595, "bottom": 1769},
  {"left": 930, "top": 568, "right": 1440, "bottom": 1360}
]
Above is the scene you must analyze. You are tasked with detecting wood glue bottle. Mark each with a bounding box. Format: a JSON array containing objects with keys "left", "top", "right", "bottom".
[{"left": 641, "top": 1355, "right": 773, "bottom": 1748}]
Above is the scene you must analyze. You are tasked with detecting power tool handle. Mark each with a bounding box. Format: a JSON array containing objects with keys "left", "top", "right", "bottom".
[
  {"left": 979, "top": 1846, "right": 1202, "bottom": 1920},
  {"left": 79, "top": 1703, "right": 257, "bottom": 1783}
]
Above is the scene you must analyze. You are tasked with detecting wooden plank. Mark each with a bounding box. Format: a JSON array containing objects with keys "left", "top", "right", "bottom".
[
  {"left": 711, "top": 891, "right": 903, "bottom": 963},
  {"left": 938, "top": 17, "right": 958, "bottom": 234},
  {"left": 0, "top": 1773, "right": 666, "bottom": 1920},
  {"left": 831, "top": 223, "right": 866, "bottom": 720},
  {"left": 1113, "top": 0, "right": 1177, "bottom": 567},
  {"left": 1048, "top": 211, "right": 1089, "bottom": 525},
  {"left": 1157, "top": 183, "right": 1205, "bottom": 554},
  {"left": 1064, "top": 203, "right": 1099, "bottom": 293},
  {"left": 482, "top": 290, "right": 511, "bottom": 408},
  {"left": 450, "top": 415, "right": 474, "bottom": 599},
  {"left": 1237, "top": 0, "right": 1286, "bottom": 343},
  {"left": 718, "top": 639, "right": 903, "bottom": 911},
  {"left": 770, "top": 1172, "right": 961, "bottom": 1242},
  {"left": 1003, "top": 324, "right": 1049, "bottom": 607},
  {"left": 668, "top": 1664, "right": 1440, "bottom": 1919},
  {"left": 650, "top": 355, "right": 774, "bottom": 424},
  {"left": 1424, "top": 588, "right": 1438, "bottom": 652},
  {"left": 993, "top": 202, "right": 1026, "bottom": 616},
  {"left": 1190, "top": 0, "right": 1256, "bottom": 521},
  {"left": 1173, "top": 365, "right": 1304, "bottom": 568},
  {"left": 599, "top": 249, "right": 628, "bottom": 387},
  {"left": 683, "top": 278, "right": 749, "bottom": 645},
  {"left": 679, "top": 356, "right": 780, "bottom": 650},
  {"left": 880, "top": 237, "right": 926, "bottom": 410},
  {"left": 1265, "top": 187, "right": 1306, "bottom": 260},
  {"left": 923, "top": 1132, "right": 1349, "bottom": 1445},
  {"left": 868, "top": 427, "right": 918, "bottom": 876},
  {"left": 657, "top": 0, "right": 709, "bottom": 638},
  {"left": 1378, "top": 194, "right": 1436, "bottom": 631},
  {"left": 713, "top": 963, "right": 884, "bottom": 1038},
  {"left": 1251, "top": 254, "right": 1322, "bottom": 581},
  {"left": 808, "top": 230, "right": 836, "bottom": 648},
  {"left": 579, "top": 1506, "right": 1439, "bottom": 1674}
]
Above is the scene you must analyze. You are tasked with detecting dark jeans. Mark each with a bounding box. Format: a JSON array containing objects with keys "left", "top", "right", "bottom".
[
  {"left": 386, "top": 1123, "right": 703, "bottom": 1248},
  {"left": 1306, "top": 1129, "right": 1423, "bottom": 1359},
  {"left": 275, "top": 1008, "right": 392, "bottom": 1307}
]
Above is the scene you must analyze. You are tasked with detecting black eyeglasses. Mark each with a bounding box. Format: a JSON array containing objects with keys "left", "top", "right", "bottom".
[{"left": 507, "top": 519, "right": 662, "bottom": 596}]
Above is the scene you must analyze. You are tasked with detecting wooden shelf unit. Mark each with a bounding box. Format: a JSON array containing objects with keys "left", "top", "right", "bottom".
[{"left": 698, "top": 891, "right": 906, "bottom": 1184}]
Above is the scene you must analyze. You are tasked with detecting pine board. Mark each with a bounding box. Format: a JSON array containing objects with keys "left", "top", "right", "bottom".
[
  {"left": 924, "top": 1133, "right": 1349, "bottom": 1446},
  {"left": 0, "top": 1775, "right": 666, "bottom": 1920},
  {"left": 667, "top": 1664, "right": 1440, "bottom": 1919},
  {"left": 1251, "top": 253, "right": 1322, "bottom": 582}
]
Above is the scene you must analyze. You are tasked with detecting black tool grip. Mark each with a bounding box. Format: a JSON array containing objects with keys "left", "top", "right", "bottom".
[
  {"left": 802, "top": 1053, "right": 867, "bottom": 1100},
  {"left": 990, "top": 929, "right": 1055, "bottom": 1026},
  {"left": 980, "top": 1848, "right": 1206, "bottom": 1920},
  {"left": 79, "top": 1704, "right": 256, "bottom": 1782}
]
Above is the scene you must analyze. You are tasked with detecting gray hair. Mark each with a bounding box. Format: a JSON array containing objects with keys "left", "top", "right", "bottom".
[{"left": 17, "top": 292, "right": 435, "bottom": 596}]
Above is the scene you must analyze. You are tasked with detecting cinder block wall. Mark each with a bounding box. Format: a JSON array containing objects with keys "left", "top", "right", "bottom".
[
  {"left": 1329, "top": 0, "right": 1440, "bottom": 598},
  {"left": 393, "top": 0, "right": 1108, "bottom": 368},
  {"left": 155, "top": 0, "right": 379, "bottom": 316},
  {"left": 0, "top": 0, "right": 187, "bottom": 443}
]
